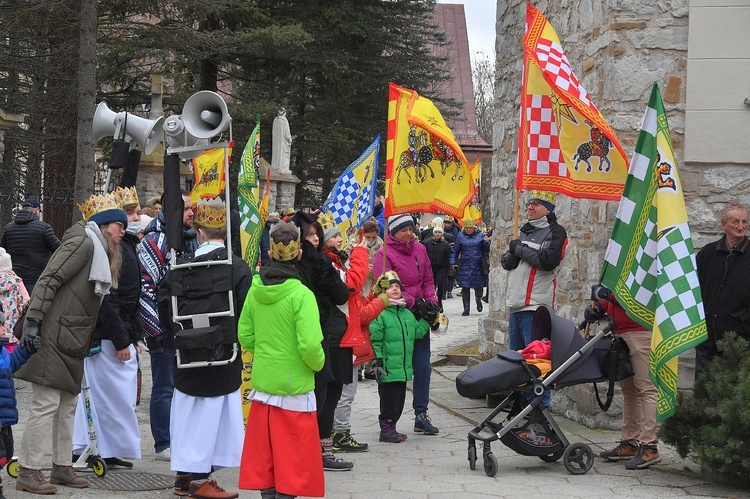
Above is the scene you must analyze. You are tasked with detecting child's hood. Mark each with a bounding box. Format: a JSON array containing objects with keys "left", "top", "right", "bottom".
[{"left": 251, "top": 263, "right": 302, "bottom": 305}]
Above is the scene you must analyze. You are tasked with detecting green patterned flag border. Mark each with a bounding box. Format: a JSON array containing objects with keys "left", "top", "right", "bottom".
[
  {"left": 238, "top": 123, "right": 262, "bottom": 268},
  {"left": 600, "top": 83, "right": 707, "bottom": 421}
]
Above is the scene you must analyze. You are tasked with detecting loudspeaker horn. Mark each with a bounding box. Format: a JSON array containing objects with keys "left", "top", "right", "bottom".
[
  {"left": 93, "top": 102, "right": 165, "bottom": 155},
  {"left": 121, "top": 113, "right": 165, "bottom": 155},
  {"left": 164, "top": 115, "right": 209, "bottom": 159},
  {"left": 181, "top": 91, "right": 230, "bottom": 139},
  {"left": 92, "top": 102, "right": 123, "bottom": 142}
]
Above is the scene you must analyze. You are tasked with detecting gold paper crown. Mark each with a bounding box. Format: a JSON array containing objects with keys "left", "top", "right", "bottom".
[
  {"left": 78, "top": 192, "right": 122, "bottom": 221},
  {"left": 443, "top": 215, "right": 454, "bottom": 223},
  {"left": 115, "top": 186, "right": 139, "bottom": 208},
  {"left": 528, "top": 190, "right": 556, "bottom": 205},
  {"left": 195, "top": 199, "right": 226, "bottom": 229},
  {"left": 271, "top": 238, "right": 300, "bottom": 261},
  {"left": 463, "top": 218, "right": 477, "bottom": 228},
  {"left": 318, "top": 211, "right": 337, "bottom": 232}
]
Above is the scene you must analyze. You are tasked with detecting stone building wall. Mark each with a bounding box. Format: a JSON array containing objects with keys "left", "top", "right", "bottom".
[{"left": 483, "top": 0, "right": 739, "bottom": 427}]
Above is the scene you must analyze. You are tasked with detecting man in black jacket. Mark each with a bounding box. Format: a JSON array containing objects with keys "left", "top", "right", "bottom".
[
  {"left": 0, "top": 198, "right": 61, "bottom": 293},
  {"left": 695, "top": 202, "right": 750, "bottom": 379},
  {"left": 423, "top": 226, "right": 452, "bottom": 311}
]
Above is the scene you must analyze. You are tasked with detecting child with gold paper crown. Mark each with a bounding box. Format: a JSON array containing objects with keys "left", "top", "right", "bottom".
[{"left": 238, "top": 220, "right": 326, "bottom": 498}]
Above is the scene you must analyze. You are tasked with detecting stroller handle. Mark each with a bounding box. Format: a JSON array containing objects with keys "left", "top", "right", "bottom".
[{"left": 578, "top": 316, "right": 616, "bottom": 335}]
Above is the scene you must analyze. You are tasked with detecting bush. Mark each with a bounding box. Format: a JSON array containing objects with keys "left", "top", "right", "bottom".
[{"left": 660, "top": 332, "right": 750, "bottom": 487}]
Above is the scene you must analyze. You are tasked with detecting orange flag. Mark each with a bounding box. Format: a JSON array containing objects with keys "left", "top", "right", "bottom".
[
  {"left": 518, "top": 3, "right": 628, "bottom": 200},
  {"left": 385, "top": 82, "right": 475, "bottom": 218}
]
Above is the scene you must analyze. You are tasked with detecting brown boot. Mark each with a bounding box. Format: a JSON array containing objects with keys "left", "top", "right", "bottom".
[
  {"left": 15, "top": 466, "right": 57, "bottom": 495},
  {"left": 187, "top": 480, "right": 239, "bottom": 499},
  {"left": 49, "top": 464, "right": 89, "bottom": 488}
]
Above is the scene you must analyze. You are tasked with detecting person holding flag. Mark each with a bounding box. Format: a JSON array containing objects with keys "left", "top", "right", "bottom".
[
  {"left": 585, "top": 286, "right": 660, "bottom": 469},
  {"left": 598, "top": 83, "right": 707, "bottom": 468}
]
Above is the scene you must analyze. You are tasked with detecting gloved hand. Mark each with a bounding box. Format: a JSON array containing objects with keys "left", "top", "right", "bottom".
[
  {"left": 21, "top": 318, "right": 42, "bottom": 354},
  {"left": 501, "top": 251, "right": 521, "bottom": 270},
  {"left": 371, "top": 358, "right": 387, "bottom": 383},
  {"left": 509, "top": 239, "right": 520, "bottom": 254},
  {"left": 583, "top": 301, "right": 605, "bottom": 323},
  {"left": 377, "top": 293, "right": 390, "bottom": 308},
  {"left": 411, "top": 298, "right": 428, "bottom": 322},
  {"left": 590, "top": 283, "right": 612, "bottom": 302},
  {"left": 373, "top": 274, "right": 391, "bottom": 295},
  {"left": 422, "top": 301, "right": 441, "bottom": 325}
]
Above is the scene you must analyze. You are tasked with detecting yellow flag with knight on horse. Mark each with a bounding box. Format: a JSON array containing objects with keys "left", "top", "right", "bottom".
[{"left": 517, "top": 4, "right": 628, "bottom": 201}]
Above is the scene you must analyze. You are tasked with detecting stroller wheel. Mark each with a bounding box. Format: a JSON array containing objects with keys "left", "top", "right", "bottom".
[
  {"left": 483, "top": 453, "right": 498, "bottom": 477},
  {"left": 563, "top": 443, "right": 594, "bottom": 475},
  {"left": 539, "top": 447, "right": 565, "bottom": 463},
  {"left": 468, "top": 445, "right": 477, "bottom": 470}
]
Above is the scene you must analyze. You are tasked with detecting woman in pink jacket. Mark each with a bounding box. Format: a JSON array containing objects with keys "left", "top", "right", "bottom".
[{"left": 372, "top": 214, "right": 439, "bottom": 435}]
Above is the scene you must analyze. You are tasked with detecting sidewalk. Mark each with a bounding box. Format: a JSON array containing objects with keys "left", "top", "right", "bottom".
[{"left": 8, "top": 292, "right": 743, "bottom": 498}]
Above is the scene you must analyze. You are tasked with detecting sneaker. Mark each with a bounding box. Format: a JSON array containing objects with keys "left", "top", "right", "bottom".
[
  {"left": 414, "top": 413, "right": 439, "bottom": 435},
  {"left": 174, "top": 473, "right": 192, "bottom": 496},
  {"left": 155, "top": 448, "right": 171, "bottom": 461},
  {"left": 599, "top": 441, "right": 639, "bottom": 461},
  {"left": 104, "top": 457, "right": 133, "bottom": 469},
  {"left": 322, "top": 454, "right": 354, "bottom": 471},
  {"left": 187, "top": 480, "right": 238, "bottom": 499},
  {"left": 625, "top": 445, "right": 661, "bottom": 470},
  {"left": 332, "top": 430, "right": 369, "bottom": 453}
]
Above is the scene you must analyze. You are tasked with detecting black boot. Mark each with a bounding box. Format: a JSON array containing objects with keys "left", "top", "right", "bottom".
[
  {"left": 462, "top": 289, "right": 470, "bottom": 316},
  {"left": 475, "top": 288, "right": 483, "bottom": 312}
]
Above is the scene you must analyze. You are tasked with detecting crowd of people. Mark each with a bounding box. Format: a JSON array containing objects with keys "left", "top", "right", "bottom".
[{"left": 0, "top": 186, "right": 742, "bottom": 496}]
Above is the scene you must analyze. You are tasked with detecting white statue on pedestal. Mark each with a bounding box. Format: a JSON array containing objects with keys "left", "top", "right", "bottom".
[{"left": 271, "top": 108, "right": 292, "bottom": 174}]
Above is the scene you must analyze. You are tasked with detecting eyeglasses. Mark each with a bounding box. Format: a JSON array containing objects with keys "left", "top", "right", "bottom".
[
  {"left": 112, "top": 221, "right": 125, "bottom": 231},
  {"left": 527, "top": 201, "right": 542, "bottom": 208}
]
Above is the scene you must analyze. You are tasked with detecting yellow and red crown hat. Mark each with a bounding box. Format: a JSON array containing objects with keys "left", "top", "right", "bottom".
[
  {"left": 78, "top": 191, "right": 128, "bottom": 228},
  {"left": 194, "top": 198, "right": 226, "bottom": 229},
  {"left": 114, "top": 186, "right": 139, "bottom": 208}
]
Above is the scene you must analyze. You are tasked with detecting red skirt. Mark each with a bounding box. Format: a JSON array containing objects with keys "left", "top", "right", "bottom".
[{"left": 239, "top": 401, "right": 325, "bottom": 497}]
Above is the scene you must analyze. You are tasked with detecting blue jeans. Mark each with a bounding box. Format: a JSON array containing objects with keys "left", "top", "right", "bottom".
[
  {"left": 412, "top": 333, "right": 431, "bottom": 415},
  {"left": 149, "top": 347, "right": 174, "bottom": 452},
  {"left": 508, "top": 311, "right": 535, "bottom": 351},
  {"left": 509, "top": 311, "right": 550, "bottom": 407}
]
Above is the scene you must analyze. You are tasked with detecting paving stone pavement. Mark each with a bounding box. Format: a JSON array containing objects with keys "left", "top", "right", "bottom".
[{"left": 8, "top": 291, "right": 745, "bottom": 498}]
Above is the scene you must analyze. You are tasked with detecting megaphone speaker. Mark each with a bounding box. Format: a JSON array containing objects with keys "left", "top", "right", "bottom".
[
  {"left": 164, "top": 115, "right": 210, "bottom": 159},
  {"left": 121, "top": 113, "right": 165, "bottom": 155},
  {"left": 182, "top": 91, "right": 230, "bottom": 139},
  {"left": 93, "top": 102, "right": 123, "bottom": 142}
]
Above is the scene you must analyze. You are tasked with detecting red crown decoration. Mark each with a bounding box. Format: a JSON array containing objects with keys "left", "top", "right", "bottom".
[
  {"left": 195, "top": 198, "right": 226, "bottom": 229},
  {"left": 78, "top": 192, "right": 121, "bottom": 221},
  {"left": 115, "top": 186, "right": 139, "bottom": 207}
]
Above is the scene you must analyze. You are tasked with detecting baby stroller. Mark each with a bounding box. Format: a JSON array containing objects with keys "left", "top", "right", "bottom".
[{"left": 456, "top": 306, "right": 613, "bottom": 477}]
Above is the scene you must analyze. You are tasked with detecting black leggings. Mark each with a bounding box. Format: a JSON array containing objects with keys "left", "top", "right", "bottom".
[{"left": 315, "top": 381, "right": 344, "bottom": 439}]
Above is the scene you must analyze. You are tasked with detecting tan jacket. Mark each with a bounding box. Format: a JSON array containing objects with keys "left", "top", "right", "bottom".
[{"left": 15, "top": 221, "right": 100, "bottom": 395}]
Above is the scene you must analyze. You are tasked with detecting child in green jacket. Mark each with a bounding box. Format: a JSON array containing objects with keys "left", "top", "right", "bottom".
[
  {"left": 369, "top": 271, "right": 430, "bottom": 443},
  {"left": 238, "top": 221, "right": 326, "bottom": 498}
]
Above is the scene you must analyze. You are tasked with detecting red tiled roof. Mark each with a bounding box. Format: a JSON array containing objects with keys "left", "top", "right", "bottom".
[{"left": 431, "top": 4, "right": 492, "bottom": 158}]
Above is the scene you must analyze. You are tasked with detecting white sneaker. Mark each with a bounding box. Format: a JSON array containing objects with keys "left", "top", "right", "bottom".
[{"left": 155, "top": 448, "right": 171, "bottom": 461}]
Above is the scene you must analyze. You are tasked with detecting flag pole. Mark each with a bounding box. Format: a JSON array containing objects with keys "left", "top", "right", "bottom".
[{"left": 513, "top": 189, "right": 520, "bottom": 237}]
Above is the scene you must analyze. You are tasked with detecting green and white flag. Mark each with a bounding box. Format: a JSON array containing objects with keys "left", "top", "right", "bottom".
[
  {"left": 600, "top": 83, "right": 707, "bottom": 421},
  {"left": 238, "top": 123, "right": 262, "bottom": 268}
]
